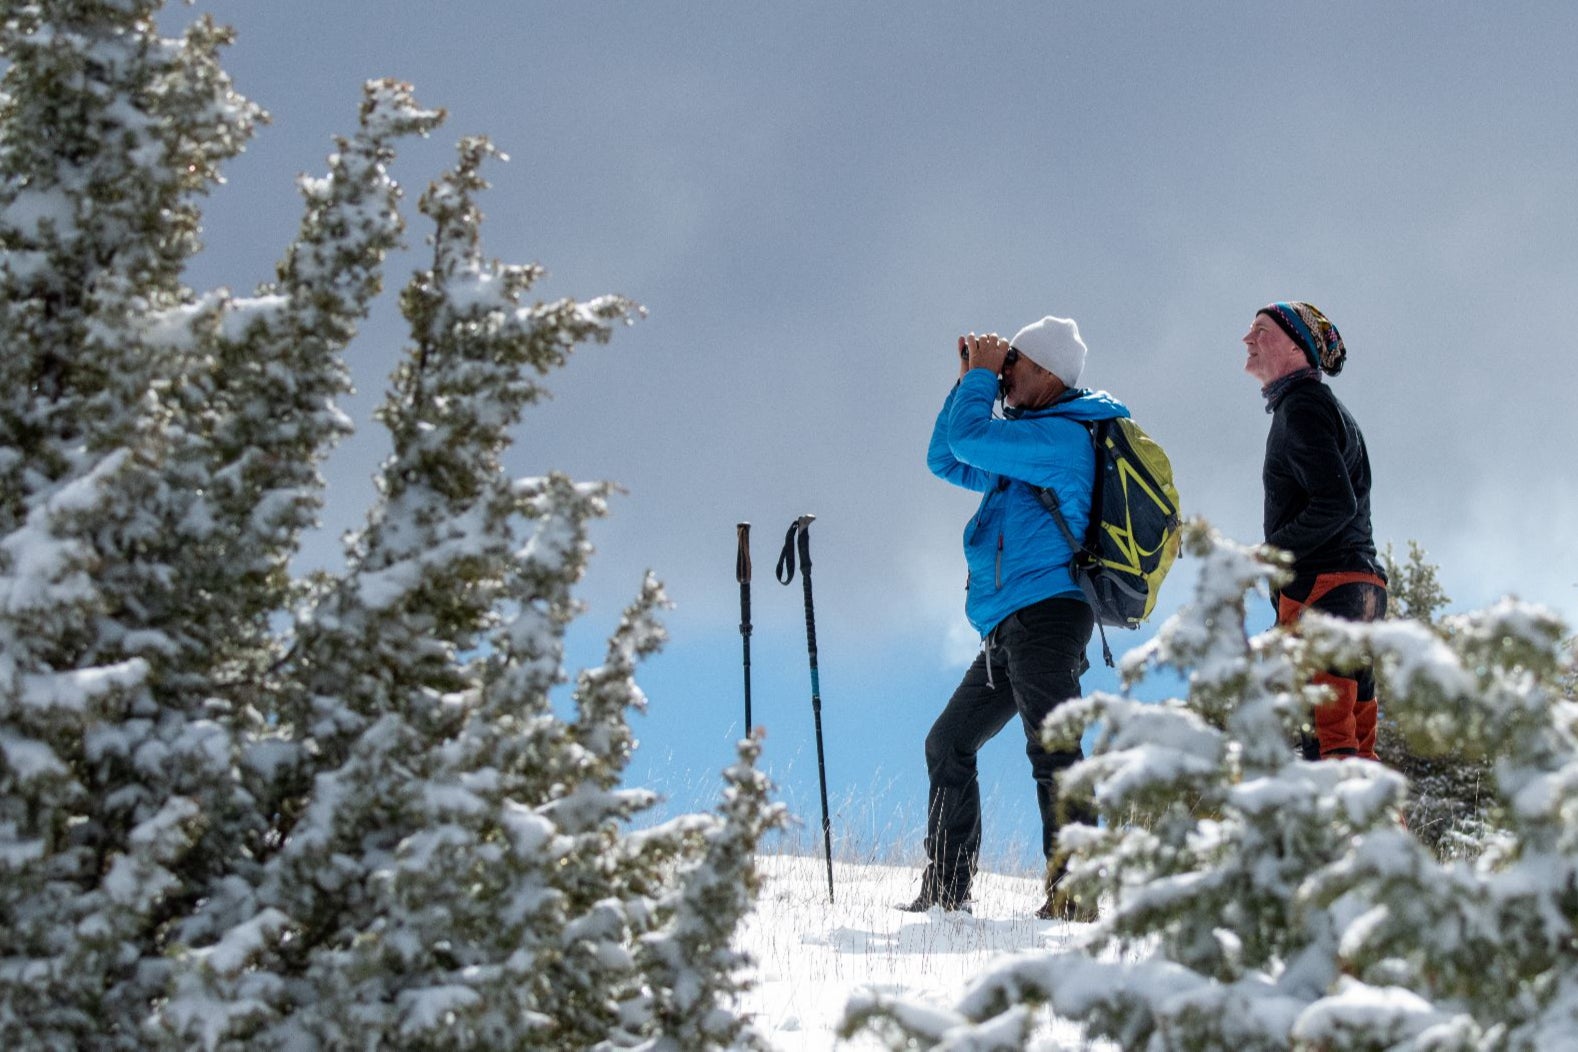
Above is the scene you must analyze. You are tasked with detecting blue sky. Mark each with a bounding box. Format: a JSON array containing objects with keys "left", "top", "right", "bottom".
[{"left": 171, "top": 2, "right": 1578, "bottom": 868}]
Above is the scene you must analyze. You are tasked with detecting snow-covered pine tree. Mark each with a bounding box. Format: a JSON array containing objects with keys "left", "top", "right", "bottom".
[
  {"left": 846, "top": 522, "right": 1578, "bottom": 1052},
  {"left": 1294, "top": 596, "right": 1578, "bottom": 1049},
  {"left": 0, "top": 3, "right": 285, "bottom": 1043},
  {"left": 4, "top": 4, "right": 780, "bottom": 1049},
  {"left": 624, "top": 732, "right": 788, "bottom": 1052}
]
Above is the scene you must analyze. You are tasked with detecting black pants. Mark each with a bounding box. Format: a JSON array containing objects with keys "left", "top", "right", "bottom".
[{"left": 922, "top": 596, "right": 1095, "bottom": 898}]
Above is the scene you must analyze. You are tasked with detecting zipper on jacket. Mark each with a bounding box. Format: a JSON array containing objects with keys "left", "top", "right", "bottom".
[{"left": 995, "top": 533, "right": 1003, "bottom": 588}]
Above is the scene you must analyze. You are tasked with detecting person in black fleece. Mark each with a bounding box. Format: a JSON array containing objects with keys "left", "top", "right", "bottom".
[{"left": 1243, "top": 301, "right": 1388, "bottom": 760}]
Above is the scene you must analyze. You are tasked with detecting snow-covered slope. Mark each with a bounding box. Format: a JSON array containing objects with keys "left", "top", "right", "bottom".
[{"left": 740, "top": 853, "right": 1099, "bottom": 1050}]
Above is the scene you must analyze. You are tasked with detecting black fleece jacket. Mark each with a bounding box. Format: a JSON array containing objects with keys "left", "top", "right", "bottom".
[{"left": 1262, "top": 375, "right": 1383, "bottom": 580}]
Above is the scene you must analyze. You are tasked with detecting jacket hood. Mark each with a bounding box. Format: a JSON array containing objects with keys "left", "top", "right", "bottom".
[{"left": 1009, "top": 387, "right": 1130, "bottom": 423}]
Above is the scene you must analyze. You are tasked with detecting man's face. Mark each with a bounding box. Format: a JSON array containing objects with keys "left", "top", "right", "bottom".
[
  {"left": 1001, "top": 353, "right": 1064, "bottom": 410},
  {"left": 1242, "top": 313, "right": 1308, "bottom": 385}
]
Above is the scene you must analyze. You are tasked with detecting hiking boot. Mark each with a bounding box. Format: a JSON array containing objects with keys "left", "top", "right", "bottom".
[
  {"left": 1034, "top": 887, "right": 1097, "bottom": 922},
  {"left": 896, "top": 872, "right": 971, "bottom": 914},
  {"left": 1038, "top": 850, "right": 1097, "bottom": 922},
  {"left": 902, "top": 895, "right": 972, "bottom": 914},
  {"left": 898, "top": 891, "right": 972, "bottom": 914}
]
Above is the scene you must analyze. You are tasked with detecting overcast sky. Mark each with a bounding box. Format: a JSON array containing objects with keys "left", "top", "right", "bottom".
[{"left": 172, "top": 2, "right": 1578, "bottom": 860}]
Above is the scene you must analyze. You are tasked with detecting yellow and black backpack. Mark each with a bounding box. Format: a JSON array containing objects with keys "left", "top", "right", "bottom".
[{"left": 1034, "top": 416, "right": 1181, "bottom": 666}]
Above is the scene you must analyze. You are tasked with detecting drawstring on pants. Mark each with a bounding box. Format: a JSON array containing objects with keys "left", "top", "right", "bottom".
[{"left": 982, "top": 629, "right": 999, "bottom": 690}]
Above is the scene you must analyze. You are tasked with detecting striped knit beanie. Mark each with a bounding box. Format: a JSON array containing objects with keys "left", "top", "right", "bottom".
[{"left": 1258, "top": 301, "right": 1347, "bottom": 376}]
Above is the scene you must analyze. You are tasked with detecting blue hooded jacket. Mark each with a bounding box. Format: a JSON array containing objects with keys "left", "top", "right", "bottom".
[{"left": 928, "top": 369, "right": 1131, "bottom": 636}]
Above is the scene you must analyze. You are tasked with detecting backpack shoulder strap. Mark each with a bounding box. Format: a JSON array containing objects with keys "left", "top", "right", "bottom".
[
  {"left": 1031, "top": 418, "right": 1105, "bottom": 555},
  {"left": 1082, "top": 418, "right": 1110, "bottom": 549},
  {"left": 1032, "top": 482, "right": 1081, "bottom": 551}
]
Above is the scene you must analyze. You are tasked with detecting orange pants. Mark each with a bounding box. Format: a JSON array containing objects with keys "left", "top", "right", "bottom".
[{"left": 1276, "top": 571, "right": 1388, "bottom": 760}]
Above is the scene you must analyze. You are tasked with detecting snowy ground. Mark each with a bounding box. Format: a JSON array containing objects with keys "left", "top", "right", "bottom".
[{"left": 738, "top": 853, "right": 1103, "bottom": 1050}]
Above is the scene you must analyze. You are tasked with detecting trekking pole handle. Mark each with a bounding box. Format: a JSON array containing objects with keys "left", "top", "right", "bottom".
[
  {"left": 775, "top": 513, "right": 816, "bottom": 585},
  {"left": 736, "top": 522, "right": 752, "bottom": 586},
  {"left": 737, "top": 521, "right": 754, "bottom": 733},
  {"left": 799, "top": 540, "right": 819, "bottom": 666},
  {"left": 736, "top": 522, "right": 753, "bottom": 635}
]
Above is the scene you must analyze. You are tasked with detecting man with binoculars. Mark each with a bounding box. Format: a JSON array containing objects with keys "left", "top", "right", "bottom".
[{"left": 904, "top": 315, "right": 1129, "bottom": 920}]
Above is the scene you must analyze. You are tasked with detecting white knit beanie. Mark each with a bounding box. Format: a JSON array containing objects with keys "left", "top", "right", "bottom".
[{"left": 1010, "top": 315, "right": 1087, "bottom": 387}]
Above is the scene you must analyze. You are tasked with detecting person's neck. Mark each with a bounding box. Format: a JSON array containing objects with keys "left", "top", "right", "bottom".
[
  {"left": 1024, "top": 379, "right": 1070, "bottom": 411},
  {"left": 1005, "top": 384, "right": 1075, "bottom": 417},
  {"left": 1261, "top": 365, "right": 1319, "bottom": 411}
]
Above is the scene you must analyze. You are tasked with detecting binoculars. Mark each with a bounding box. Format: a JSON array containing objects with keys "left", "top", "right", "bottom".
[{"left": 959, "top": 343, "right": 1020, "bottom": 367}]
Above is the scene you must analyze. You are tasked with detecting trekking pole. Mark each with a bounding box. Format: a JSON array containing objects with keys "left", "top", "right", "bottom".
[
  {"left": 736, "top": 522, "right": 753, "bottom": 735},
  {"left": 776, "top": 513, "right": 835, "bottom": 903}
]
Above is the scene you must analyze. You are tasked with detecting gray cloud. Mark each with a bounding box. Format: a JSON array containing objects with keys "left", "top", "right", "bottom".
[{"left": 175, "top": 1, "right": 1578, "bottom": 654}]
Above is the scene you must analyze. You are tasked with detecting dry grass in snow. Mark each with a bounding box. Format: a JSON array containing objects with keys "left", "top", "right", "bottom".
[{"left": 738, "top": 853, "right": 1105, "bottom": 1050}]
